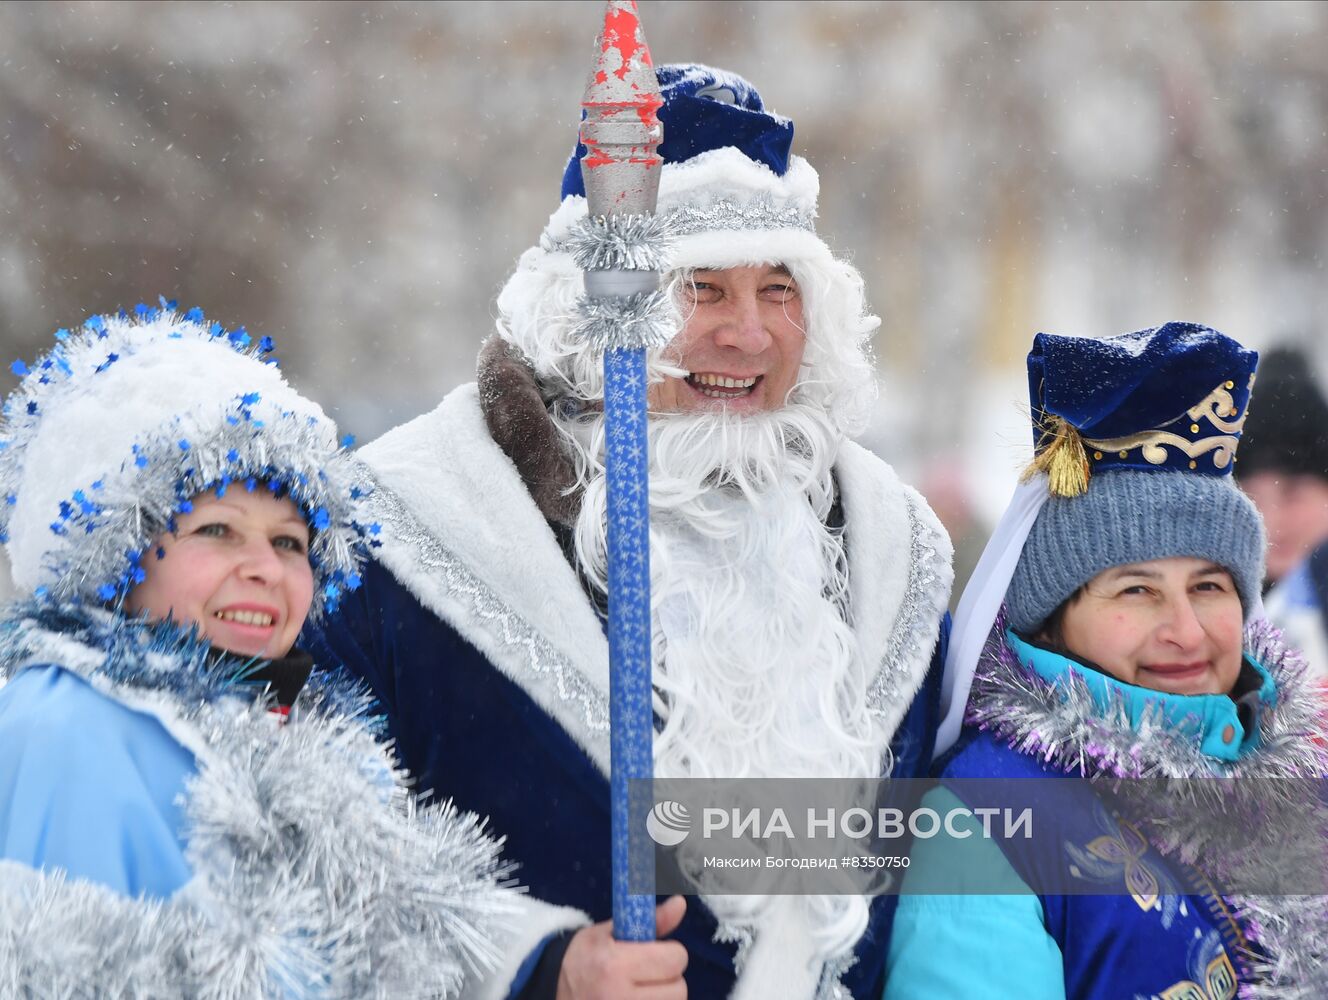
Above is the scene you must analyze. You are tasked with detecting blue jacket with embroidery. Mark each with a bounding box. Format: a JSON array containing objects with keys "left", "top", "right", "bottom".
[
  {"left": 303, "top": 384, "right": 956, "bottom": 999},
  {"left": 885, "top": 625, "right": 1328, "bottom": 1000},
  {"left": 932, "top": 730, "right": 1252, "bottom": 999}
]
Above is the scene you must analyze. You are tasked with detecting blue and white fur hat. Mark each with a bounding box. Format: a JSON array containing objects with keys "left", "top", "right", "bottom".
[
  {"left": 497, "top": 63, "right": 879, "bottom": 433},
  {"left": 0, "top": 303, "right": 369, "bottom": 617}
]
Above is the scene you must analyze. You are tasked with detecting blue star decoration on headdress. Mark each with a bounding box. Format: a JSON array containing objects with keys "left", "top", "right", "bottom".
[{"left": 2, "top": 301, "right": 373, "bottom": 616}]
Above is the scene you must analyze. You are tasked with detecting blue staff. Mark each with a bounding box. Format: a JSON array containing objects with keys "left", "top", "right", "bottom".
[{"left": 570, "top": 0, "right": 673, "bottom": 942}]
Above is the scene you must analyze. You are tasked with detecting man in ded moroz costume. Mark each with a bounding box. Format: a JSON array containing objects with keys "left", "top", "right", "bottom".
[{"left": 308, "top": 62, "right": 952, "bottom": 998}]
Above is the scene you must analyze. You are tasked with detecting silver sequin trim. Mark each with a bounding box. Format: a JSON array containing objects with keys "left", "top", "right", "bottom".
[
  {"left": 361, "top": 466, "right": 611, "bottom": 736},
  {"left": 816, "top": 953, "right": 858, "bottom": 1000},
  {"left": 663, "top": 198, "right": 816, "bottom": 237},
  {"left": 545, "top": 197, "right": 816, "bottom": 253},
  {"left": 865, "top": 490, "right": 947, "bottom": 718}
]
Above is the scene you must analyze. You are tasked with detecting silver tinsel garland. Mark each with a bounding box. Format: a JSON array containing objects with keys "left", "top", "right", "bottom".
[
  {"left": 571, "top": 290, "right": 675, "bottom": 352},
  {"left": 564, "top": 213, "right": 677, "bottom": 353},
  {"left": 661, "top": 197, "right": 816, "bottom": 237},
  {"left": 0, "top": 602, "right": 516, "bottom": 999},
  {"left": 967, "top": 614, "right": 1328, "bottom": 998},
  {"left": 544, "top": 197, "right": 817, "bottom": 256},
  {"left": 563, "top": 214, "right": 675, "bottom": 273}
]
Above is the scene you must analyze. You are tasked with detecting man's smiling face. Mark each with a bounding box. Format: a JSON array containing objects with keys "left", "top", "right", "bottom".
[{"left": 648, "top": 264, "right": 806, "bottom": 414}]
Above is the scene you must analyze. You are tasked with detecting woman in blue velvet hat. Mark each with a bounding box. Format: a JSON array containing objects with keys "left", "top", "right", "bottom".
[
  {"left": 0, "top": 306, "right": 540, "bottom": 997},
  {"left": 884, "top": 323, "right": 1328, "bottom": 999}
]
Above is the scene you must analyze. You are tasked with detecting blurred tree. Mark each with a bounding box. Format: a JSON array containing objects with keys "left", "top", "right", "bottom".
[{"left": 0, "top": 0, "right": 1324, "bottom": 529}]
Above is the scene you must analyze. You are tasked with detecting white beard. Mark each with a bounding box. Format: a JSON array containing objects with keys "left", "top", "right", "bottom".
[{"left": 560, "top": 401, "right": 886, "bottom": 979}]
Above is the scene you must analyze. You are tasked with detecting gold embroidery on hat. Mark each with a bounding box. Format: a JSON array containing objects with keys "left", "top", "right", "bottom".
[
  {"left": 1079, "top": 382, "right": 1247, "bottom": 473},
  {"left": 1188, "top": 384, "right": 1247, "bottom": 435},
  {"left": 1082, "top": 430, "right": 1240, "bottom": 470},
  {"left": 1020, "top": 382, "right": 1248, "bottom": 497}
]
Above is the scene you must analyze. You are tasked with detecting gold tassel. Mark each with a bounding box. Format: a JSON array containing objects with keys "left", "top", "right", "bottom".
[{"left": 1021, "top": 414, "right": 1091, "bottom": 497}]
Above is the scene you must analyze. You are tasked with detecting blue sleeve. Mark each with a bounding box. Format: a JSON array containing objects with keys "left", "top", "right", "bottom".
[
  {"left": 884, "top": 786, "right": 1065, "bottom": 1000},
  {"left": 0, "top": 665, "right": 197, "bottom": 899},
  {"left": 302, "top": 560, "right": 400, "bottom": 726},
  {"left": 507, "top": 931, "right": 575, "bottom": 1000}
]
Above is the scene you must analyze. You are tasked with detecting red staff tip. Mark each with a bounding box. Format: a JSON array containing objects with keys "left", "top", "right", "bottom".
[
  {"left": 585, "top": 0, "right": 660, "bottom": 110},
  {"left": 579, "top": 0, "right": 664, "bottom": 216}
]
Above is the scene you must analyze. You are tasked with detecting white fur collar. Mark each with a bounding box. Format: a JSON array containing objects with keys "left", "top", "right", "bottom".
[
  {"left": 835, "top": 438, "right": 953, "bottom": 744},
  {"left": 359, "top": 383, "right": 614, "bottom": 771},
  {"left": 360, "top": 384, "right": 951, "bottom": 777}
]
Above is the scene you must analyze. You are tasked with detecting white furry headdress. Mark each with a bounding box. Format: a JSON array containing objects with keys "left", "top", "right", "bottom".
[
  {"left": 497, "top": 63, "right": 880, "bottom": 435},
  {"left": 0, "top": 303, "right": 368, "bottom": 616}
]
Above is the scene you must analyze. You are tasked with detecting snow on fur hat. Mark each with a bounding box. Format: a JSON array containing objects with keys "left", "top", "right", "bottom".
[
  {"left": 1005, "top": 323, "right": 1265, "bottom": 634},
  {"left": 0, "top": 303, "right": 370, "bottom": 617},
  {"left": 497, "top": 63, "right": 878, "bottom": 433}
]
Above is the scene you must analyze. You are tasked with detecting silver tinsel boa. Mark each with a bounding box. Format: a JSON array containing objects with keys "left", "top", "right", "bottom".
[
  {"left": 0, "top": 602, "right": 515, "bottom": 999},
  {"left": 966, "top": 614, "right": 1328, "bottom": 999}
]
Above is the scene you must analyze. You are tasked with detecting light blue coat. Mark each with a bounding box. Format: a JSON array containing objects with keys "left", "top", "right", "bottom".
[{"left": 0, "top": 664, "right": 196, "bottom": 899}]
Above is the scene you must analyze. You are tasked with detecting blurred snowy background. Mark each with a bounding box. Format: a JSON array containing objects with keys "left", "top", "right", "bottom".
[{"left": 2, "top": 0, "right": 1326, "bottom": 598}]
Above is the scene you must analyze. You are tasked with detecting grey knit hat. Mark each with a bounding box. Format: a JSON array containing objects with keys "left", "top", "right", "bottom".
[
  {"left": 1006, "top": 323, "right": 1265, "bottom": 635},
  {"left": 1006, "top": 469, "right": 1265, "bottom": 634}
]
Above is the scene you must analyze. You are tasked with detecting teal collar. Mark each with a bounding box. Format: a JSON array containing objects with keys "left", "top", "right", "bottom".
[{"left": 1004, "top": 629, "right": 1277, "bottom": 762}]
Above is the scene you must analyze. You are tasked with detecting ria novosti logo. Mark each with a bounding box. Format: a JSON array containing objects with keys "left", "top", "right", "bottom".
[{"left": 645, "top": 801, "right": 691, "bottom": 846}]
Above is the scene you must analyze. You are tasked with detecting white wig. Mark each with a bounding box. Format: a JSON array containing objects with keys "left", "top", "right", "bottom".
[{"left": 496, "top": 146, "right": 881, "bottom": 437}]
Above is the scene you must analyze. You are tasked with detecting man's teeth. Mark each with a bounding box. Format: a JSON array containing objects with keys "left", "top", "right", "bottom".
[
  {"left": 688, "top": 373, "right": 758, "bottom": 397},
  {"left": 214, "top": 609, "right": 274, "bottom": 627},
  {"left": 692, "top": 373, "right": 757, "bottom": 388}
]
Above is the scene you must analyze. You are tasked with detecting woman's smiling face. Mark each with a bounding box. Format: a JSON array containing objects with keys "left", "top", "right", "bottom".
[
  {"left": 126, "top": 488, "right": 314, "bottom": 658},
  {"left": 1054, "top": 556, "right": 1244, "bottom": 696}
]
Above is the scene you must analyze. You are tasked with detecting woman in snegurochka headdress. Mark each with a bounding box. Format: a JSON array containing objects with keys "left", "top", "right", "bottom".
[
  {"left": 0, "top": 304, "right": 519, "bottom": 997},
  {"left": 884, "top": 324, "right": 1328, "bottom": 999}
]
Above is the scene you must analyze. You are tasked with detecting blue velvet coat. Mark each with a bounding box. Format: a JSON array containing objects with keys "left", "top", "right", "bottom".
[{"left": 303, "top": 384, "right": 955, "bottom": 999}]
